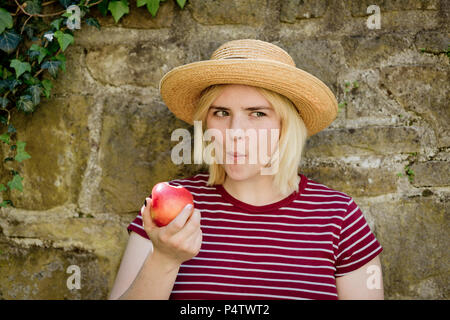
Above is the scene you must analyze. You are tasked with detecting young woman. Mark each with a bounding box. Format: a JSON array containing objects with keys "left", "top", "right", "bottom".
[{"left": 109, "top": 39, "right": 384, "bottom": 300}]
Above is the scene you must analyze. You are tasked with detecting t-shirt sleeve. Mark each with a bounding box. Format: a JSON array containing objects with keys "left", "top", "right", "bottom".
[
  {"left": 334, "top": 197, "right": 383, "bottom": 277},
  {"left": 126, "top": 196, "right": 151, "bottom": 240}
]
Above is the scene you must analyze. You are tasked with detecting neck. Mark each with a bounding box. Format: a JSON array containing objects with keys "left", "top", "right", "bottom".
[{"left": 223, "top": 174, "right": 289, "bottom": 206}]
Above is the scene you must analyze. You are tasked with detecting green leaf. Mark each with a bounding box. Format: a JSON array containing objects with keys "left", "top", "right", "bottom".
[
  {"left": 176, "top": 0, "right": 186, "bottom": 9},
  {"left": 0, "top": 97, "right": 9, "bottom": 108},
  {"left": 0, "top": 132, "right": 10, "bottom": 144},
  {"left": 28, "top": 44, "right": 41, "bottom": 57},
  {"left": 7, "top": 124, "right": 15, "bottom": 133},
  {"left": 55, "top": 53, "right": 66, "bottom": 73},
  {"left": 108, "top": 0, "right": 129, "bottom": 23},
  {"left": 0, "top": 200, "right": 13, "bottom": 208},
  {"left": 38, "top": 47, "right": 48, "bottom": 64},
  {"left": 27, "top": 84, "right": 42, "bottom": 106},
  {"left": 10, "top": 59, "right": 32, "bottom": 79},
  {"left": 22, "top": 72, "right": 39, "bottom": 86},
  {"left": 15, "top": 141, "right": 31, "bottom": 163},
  {"left": 59, "top": 0, "right": 77, "bottom": 8},
  {"left": 85, "top": 17, "right": 101, "bottom": 30},
  {"left": 16, "top": 95, "right": 35, "bottom": 113},
  {"left": 0, "top": 184, "right": 7, "bottom": 192},
  {"left": 61, "top": 11, "right": 73, "bottom": 18},
  {"left": 0, "top": 8, "right": 13, "bottom": 33},
  {"left": 41, "top": 79, "right": 53, "bottom": 98},
  {"left": 3, "top": 67, "right": 12, "bottom": 79},
  {"left": 22, "top": 24, "right": 37, "bottom": 41},
  {"left": 137, "top": 0, "right": 160, "bottom": 17},
  {"left": 50, "top": 17, "right": 64, "bottom": 31},
  {"left": 41, "top": 60, "right": 62, "bottom": 78},
  {"left": 0, "top": 115, "right": 7, "bottom": 125},
  {"left": 0, "top": 78, "right": 22, "bottom": 91},
  {"left": 98, "top": 0, "right": 110, "bottom": 16},
  {"left": 24, "top": 0, "right": 42, "bottom": 14},
  {"left": 7, "top": 173, "right": 24, "bottom": 192},
  {"left": 54, "top": 30, "right": 74, "bottom": 52},
  {"left": 0, "top": 30, "right": 22, "bottom": 54}
]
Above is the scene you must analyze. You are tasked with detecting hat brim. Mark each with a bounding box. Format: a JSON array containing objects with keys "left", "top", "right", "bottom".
[{"left": 159, "top": 59, "right": 338, "bottom": 137}]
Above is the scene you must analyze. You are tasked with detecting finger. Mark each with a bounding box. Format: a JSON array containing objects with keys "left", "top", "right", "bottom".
[
  {"left": 189, "top": 228, "right": 203, "bottom": 256},
  {"left": 141, "top": 197, "right": 154, "bottom": 231},
  {"left": 173, "top": 208, "right": 201, "bottom": 240},
  {"left": 165, "top": 203, "right": 194, "bottom": 235},
  {"left": 173, "top": 224, "right": 202, "bottom": 256}
]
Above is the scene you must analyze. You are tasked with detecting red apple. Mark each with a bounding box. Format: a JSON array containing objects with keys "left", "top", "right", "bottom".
[{"left": 150, "top": 182, "right": 194, "bottom": 227}]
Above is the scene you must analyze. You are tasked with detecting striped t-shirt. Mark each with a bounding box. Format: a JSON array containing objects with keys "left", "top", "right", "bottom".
[{"left": 127, "top": 172, "right": 383, "bottom": 300}]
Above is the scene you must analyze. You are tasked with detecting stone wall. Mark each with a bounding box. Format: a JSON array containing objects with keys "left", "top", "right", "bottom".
[{"left": 0, "top": 0, "right": 448, "bottom": 299}]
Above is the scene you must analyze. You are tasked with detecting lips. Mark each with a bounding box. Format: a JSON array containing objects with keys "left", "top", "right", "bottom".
[{"left": 227, "top": 152, "right": 247, "bottom": 157}]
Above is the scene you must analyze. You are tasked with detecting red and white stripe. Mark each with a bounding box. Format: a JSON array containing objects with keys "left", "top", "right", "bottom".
[{"left": 127, "top": 173, "right": 383, "bottom": 300}]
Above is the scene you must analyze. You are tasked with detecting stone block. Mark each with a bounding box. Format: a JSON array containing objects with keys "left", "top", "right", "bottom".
[
  {"left": 340, "top": 33, "right": 413, "bottom": 69},
  {"left": 85, "top": 42, "right": 184, "bottom": 88},
  {"left": 305, "top": 126, "right": 423, "bottom": 157},
  {"left": 350, "top": 0, "right": 440, "bottom": 16},
  {"left": 1, "top": 95, "right": 91, "bottom": 210},
  {"left": 46, "top": 45, "right": 100, "bottom": 96},
  {"left": 0, "top": 206, "right": 135, "bottom": 299},
  {"left": 0, "top": 235, "right": 107, "bottom": 299},
  {"left": 362, "top": 193, "right": 449, "bottom": 299},
  {"left": 301, "top": 161, "right": 398, "bottom": 197},
  {"left": 281, "top": 39, "right": 347, "bottom": 94},
  {"left": 188, "top": 0, "right": 267, "bottom": 26},
  {"left": 280, "top": 0, "right": 328, "bottom": 23},
  {"left": 95, "top": 94, "right": 202, "bottom": 214},
  {"left": 379, "top": 65, "right": 450, "bottom": 147},
  {"left": 410, "top": 161, "right": 450, "bottom": 187}
]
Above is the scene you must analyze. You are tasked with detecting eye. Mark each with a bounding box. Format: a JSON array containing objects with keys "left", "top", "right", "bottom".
[
  {"left": 213, "top": 110, "right": 229, "bottom": 117},
  {"left": 251, "top": 111, "right": 266, "bottom": 118}
]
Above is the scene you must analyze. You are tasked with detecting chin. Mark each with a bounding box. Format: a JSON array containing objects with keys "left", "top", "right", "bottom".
[{"left": 223, "top": 164, "right": 260, "bottom": 181}]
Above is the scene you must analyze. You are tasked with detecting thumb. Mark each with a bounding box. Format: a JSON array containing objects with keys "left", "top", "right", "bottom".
[{"left": 141, "top": 197, "right": 155, "bottom": 231}]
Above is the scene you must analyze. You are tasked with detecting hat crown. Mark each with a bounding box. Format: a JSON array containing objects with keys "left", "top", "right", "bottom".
[{"left": 210, "top": 39, "right": 296, "bottom": 67}]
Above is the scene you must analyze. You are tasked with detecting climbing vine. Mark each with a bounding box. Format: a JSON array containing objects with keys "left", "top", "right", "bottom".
[{"left": 0, "top": 0, "right": 186, "bottom": 208}]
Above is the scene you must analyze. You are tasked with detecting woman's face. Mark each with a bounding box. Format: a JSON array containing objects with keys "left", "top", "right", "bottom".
[{"left": 206, "top": 84, "right": 281, "bottom": 181}]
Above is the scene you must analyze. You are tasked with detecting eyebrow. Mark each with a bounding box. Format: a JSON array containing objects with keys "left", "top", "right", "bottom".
[{"left": 210, "top": 105, "right": 272, "bottom": 111}]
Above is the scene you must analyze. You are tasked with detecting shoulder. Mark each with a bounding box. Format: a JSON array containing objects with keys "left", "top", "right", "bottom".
[
  {"left": 300, "top": 174, "right": 352, "bottom": 201},
  {"left": 168, "top": 172, "right": 211, "bottom": 187},
  {"left": 300, "top": 174, "right": 371, "bottom": 225},
  {"left": 298, "top": 174, "right": 355, "bottom": 214},
  {"left": 166, "top": 172, "right": 217, "bottom": 196}
]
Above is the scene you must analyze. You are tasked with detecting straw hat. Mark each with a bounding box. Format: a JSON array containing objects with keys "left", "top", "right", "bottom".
[{"left": 159, "top": 39, "right": 338, "bottom": 137}]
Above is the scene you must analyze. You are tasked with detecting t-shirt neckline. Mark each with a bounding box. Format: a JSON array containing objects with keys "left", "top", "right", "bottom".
[{"left": 214, "top": 174, "right": 307, "bottom": 213}]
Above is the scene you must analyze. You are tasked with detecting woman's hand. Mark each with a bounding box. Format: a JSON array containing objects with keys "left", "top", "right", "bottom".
[{"left": 141, "top": 198, "right": 203, "bottom": 266}]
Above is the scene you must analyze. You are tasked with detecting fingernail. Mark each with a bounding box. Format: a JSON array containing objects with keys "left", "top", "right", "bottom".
[{"left": 186, "top": 204, "right": 193, "bottom": 210}]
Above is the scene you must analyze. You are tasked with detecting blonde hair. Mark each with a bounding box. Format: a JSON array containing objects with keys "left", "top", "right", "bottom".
[{"left": 193, "top": 84, "right": 308, "bottom": 196}]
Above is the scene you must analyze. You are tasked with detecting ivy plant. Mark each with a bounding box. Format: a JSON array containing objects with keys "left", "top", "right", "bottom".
[{"left": 0, "top": 0, "right": 186, "bottom": 208}]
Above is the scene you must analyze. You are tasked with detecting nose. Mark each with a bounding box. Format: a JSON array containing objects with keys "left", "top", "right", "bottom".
[{"left": 228, "top": 114, "right": 245, "bottom": 141}]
